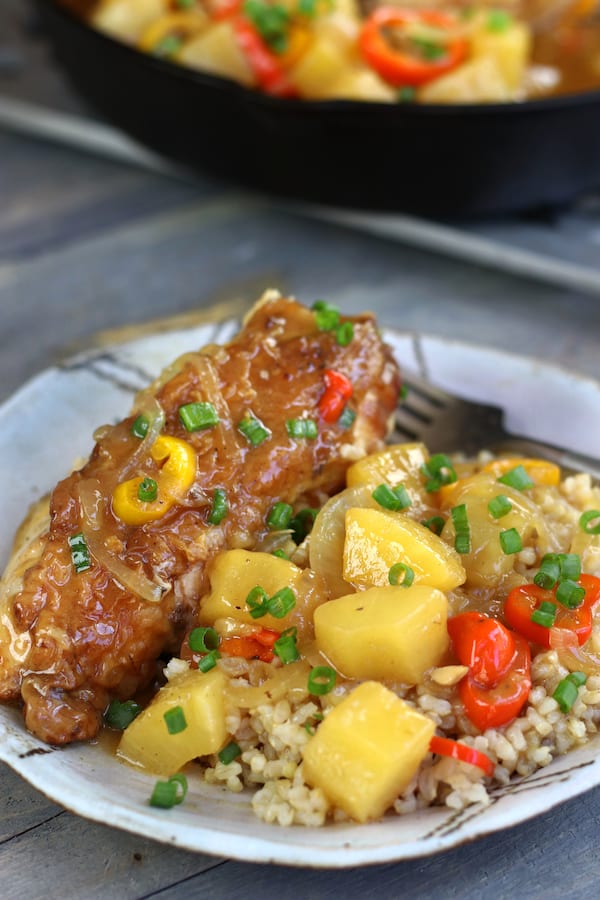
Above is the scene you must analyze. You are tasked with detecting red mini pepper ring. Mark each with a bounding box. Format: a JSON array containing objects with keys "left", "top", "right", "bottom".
[
  {"left": 359, "top": 8, "right": 467, "bottom": 87},
  {"left": 231, "top": 16, "right": 297, "bottom": 97},
  {"left": 318, "top": 369, "right": 353, "bottom": 423},
  {"left": 429, "top": 735, "right": 495, "bottom": 777},
  {"left": 219, "top": 634, "right": 275, "bottom": 662},
  {"left": 504, "top": 574, "right": 600, "bottom": 649}
]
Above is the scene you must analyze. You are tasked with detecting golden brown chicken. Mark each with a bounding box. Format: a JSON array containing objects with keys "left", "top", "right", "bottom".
[{"left": 0, "top": 293, "right": 400, "bottom": 745}]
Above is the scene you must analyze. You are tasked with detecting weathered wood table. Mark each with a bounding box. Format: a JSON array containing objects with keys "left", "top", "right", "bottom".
[{"left": 2, "top": 31, "right": 600, "bottom": 895}]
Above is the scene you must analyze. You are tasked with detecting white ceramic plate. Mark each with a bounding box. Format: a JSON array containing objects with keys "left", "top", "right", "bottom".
[{"left": 1, "top": 321, "right": 600, "bottom": 868}]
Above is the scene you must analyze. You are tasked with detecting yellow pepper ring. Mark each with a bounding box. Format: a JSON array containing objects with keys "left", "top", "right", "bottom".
[
  {"left": 481, "top": 457, "right": 561, "bottom": 488},
  {"left": 112, "top": 435, "right": 197, "bottom": 526}
]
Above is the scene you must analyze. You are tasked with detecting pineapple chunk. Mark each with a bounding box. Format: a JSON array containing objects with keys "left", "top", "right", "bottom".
[
  {"left": 117, "top": 668, "right": 227, "bottom": 775},
  {"left": 418, "top": 56, "right": 512, "bottom": 104},
  {"left": 471, "top": 22, "right": 531, "bottom": 92},
  {"left": 178, "top": 22, "right": 255, "bottom": 86},
  {"left": 313, "top": 584, "right": 449, "bottom": 683},
  {"left": 343, "top": 507, "right": 465, "bottom": 592},
  {"left": 289, "top": 36, "right": 351, "bottom": 98},
  {"left": 346, "top": 442, "right": 433, "bottom": 516},
  {"left": 325, "top": 68, "right": 397, "bottom": 102},
  {"left": 303, "top": 681, "right": 434, "bottom": 822},
  {"left": 198, "top": 549, "right": 303, "bottom": 632}
]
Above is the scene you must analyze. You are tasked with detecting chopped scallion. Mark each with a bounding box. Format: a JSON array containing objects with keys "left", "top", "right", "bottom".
[
  {"left": 388, "top": 563, "right": 415, "bottom": 587},
  {"left": 530, "top": 600, "right": 557, "bottom": 628},
  {"left": 579, "top": 509, "right": 600, "bottom": 535},
  {"left": 497, "top": 464, "right": 534, "bottom": 491},
  {"left": 289, "top": 507, "right": 318, "bottom": 543},
  {"left": 451, "top": 504, "right": 470, "bottom": 554},
  {"left": 286, "top": 418, "right": 318, "bottom": 439},
  {"left": 488, "top": 494, "right": 512, "bottom": 519},
  {"left": 487, "top": 8, "right": 512, "bottom": 32},
  {"left": 149, "top": 773, "right": 188, "bottom": 809},
  {"left": 246, "top": 585, "right": 269, "bottom": 619},
  {"left": 164, "top": 705, "right": 187, "bottom": 735},
  {"left": 218, "top": 741, "right": 241, "bottom": 765},
  {"left": 307, "top": 666, "right": 336, "bottom": 696},
  {"left": 138, "top": 477, "right": 158, "bottom": 503},
  {"left": 500, "top": 527, "right": 522, "bottom": 554},
  {"left": 555, "top": 579, "right": 585, "bottom": 609},
  {"left": 338, "top": 406, "right": 356, "bottom": 430},
  {"left": 208, "top": 488, "right": 228, "bottom": 525},
  {"left": 179, "top": 401, "right": 219, "bottom": 432},
  {"left": 312, "top": 299, "right": 340, "bottom": 332},
  {"left": 558, "top": 553, "right": 581, "bottom": 582},
  {"left": 267, "top": 501, "right": 293, "bottom": 531},
  {"left": 152, "top": 34, "right": 183, "bottom": 58},
  {"left": 372, "top": 483, "right": 412, "bottom": 512},
  {"left": 421, "top": 454, "right": 457, "bottom": 493},
  {"left": 335, "top": 322, "right": 354, "bottom": 347},
  {"left": 198, "top": 649, "right": 221, "bottom": 672},
  {"left": 553, "top": 672, "right": 587, "bottom": 713},
  {"left": 188, "top": 626, "right": 220, "bottom": 653},
  {"left": 272, "top": 548, "right": 289, "bottom": 560},
  {"left": 273, "top": 627, "right": 300, "bottom": 664},
  {"left": 131, "top": 415, "right": 149, "bottom": 439},
  {"left": 104, "top": 699, "right": 141, "bottom": 730},
  {"left": 534, "top": 553, "right": 560, "bottom": 590},
  {"left": 68, "top": 532, "right": 91, "bottom": 573},
  {"left": 266, "top": 587, "right": 296, "bottom": 618},
  {"left": 238, "top": 413, "right": 270, "bottom": 446}
]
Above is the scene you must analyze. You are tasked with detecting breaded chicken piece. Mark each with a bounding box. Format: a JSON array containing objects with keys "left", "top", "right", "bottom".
[{"left": 0, "top": 293, "right": 400, "bottom": 745}]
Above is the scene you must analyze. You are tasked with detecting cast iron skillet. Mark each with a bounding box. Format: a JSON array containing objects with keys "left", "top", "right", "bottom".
[{"left": 34, "top": 0, "right": 600, "bottom": 216}]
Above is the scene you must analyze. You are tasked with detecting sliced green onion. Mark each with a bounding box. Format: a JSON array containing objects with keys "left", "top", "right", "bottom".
[
  {"left": 149, "top": 773, "right": 188, "bottom": 809},
  {"left": 397, "top": 86, "right": 417, "bottom": 103},
  {"left": 556, "top": 579, "right": 586, "bottom": 609},
  {"left": 579, "top": 509, "right": 600, "bottom": 535},
  {"left": 152, "top": 34, "right": 183, "bottom": 58},
  {"left": 534, "top": 553, "right": 561, "bottom": 590},
  {"left": 176, "top": 0, "right": 195, "bottom": 7},
  {"left": 286, "top": 418, "right": 318, "bottom": 439},
  {"left": 308, "top": 665, "right": 336, "bottom": 696},
  {"left": 267, "top": 501, "right": 293, "bottom": 531},
  {"left": 335, "top": 322, "right": 354, "bottom": 347},
  {"left": 399, "top": 383, "right": 408, "bottom": 401},
  {"left": 273, "top": 627, "right": 300, "bottom": 664},
  {"left": 421, "top": 454, "right": 457, "bottom": 493},
  {"left": 207, "top": 488, "right": 228, "bottom": 525},
  {"left": 68, "top": 532, "right": 91, "bottom": 573},
  {"left": 338, "top": 406, "right": 356, "bottom": 430},
  {"left": 304, "top": 711, "right": 323, "bottom": 735},
  {"left": 104, "top": 699, "right": 141, "bottom": 730},
  {"left": 451, "top": 504, "right": 470, "bottom": 554},
  {"left": 558, "top": 553, "right": 581, "bottom": 583},
  {"left": 488, "top": 494, "right": 512, "bottom": 519},
  {"left": 289, "top": 507, "right": 318, "bottom": 544},
  {"left": 372, "top": 483, "right": 412, "bottom": 512},
  {"left": 312, "top": 299, "right": 340, "bottom": 332},
  {"left": 188, "top": 626, "right": 220, "bottom": 653},
  {"left": 246, "top": 586, "right": 269, "bottom": 619},
  {"left": 138, "top": 476, "right": 158, "bottom": 503},
  {"left": 179, "top": 401, "right": 219, "bottom": 432},
  {"left": 198, "top": 649, "right": 221, "bottom": 672},
  {"left": 218, "top": 741, "right": 241, "bottom": 765},
  {"left": 243, "top": 0, "right": 290, "bottom": 52},
  {"left": 388, "top": 563, "right": 415, "bottom": 587},
  {"left": 266, "top": 587, "right": 296, "bottom": 618},
  {"left": 500, "top": 527, "right": 522, "bottom": 555},
  {"left": 164, "top": 705, "right": 187, "bottom": 735},
  {"left": 131, "top": 415, "right": 149, "bottom": 439},
  {"left": 487, "top": 8, "right": 512, "bottom": 32},
  {"left": 553, "top": 672, "right": 587, "bottom": 713},
  {"left": 421, "top": 516, "right": 445, "bottom": 536},
  {"left": 272, "top": 548, "right": 289, "bottom": 560},
  {"left": 498, "top": 464, "right": 534, "bottom": 491},
  {"left": 237, "top": 413, "right": 270, "bottom": 446},
  {"left": 530, "top": 600, "right": 557, "bottom": 628}
]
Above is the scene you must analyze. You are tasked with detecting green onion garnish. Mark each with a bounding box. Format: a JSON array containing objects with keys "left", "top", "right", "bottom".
[
  {"left": 530, "top": 600, "right": 557, "bottom": 628},
  {"left": 553, "top": 672, "right": 587, "bottom": 713},
  {"left": 534, "top": 553, "right": 561, "bottom": 590},
  {"left": 579, "top": 509, "right": 600, "bottom": 535},
  {"left": 208, "top": 488, "right": 228, "bottom": 525},
  {"left": 304, "top": 712, "right": 323, "bottom": 735},
  {"left": 286, "top": 418, "right": 318, "bottom": 439},
  {"left": 152, "top": 34, "right": 183, "bottom": 58},
  {"left": 388, "top": 563, "right": 415, "bottom": 587},
  {"left": 272, "top": 548, "right": 289, "bottom": 560},
  {"left": 104, "top": 699, "right": 141, "bottom": 730},
  {"left": 267, "top": 501, "right": 293, "bottom": 531},
  {"left": 289, "top": 507, "right": 318, "bottom": 543},
  {"left": 243, "top": 0, "right": 290, "bottom": 53},
  {"left": 335, "top": 322, "right": 354, "bottom": 347},
  {"left": 164, "top": 706, "right": 187, "bottom": 735},
  {"left": 138, "top": 477, "right": 158, "bottom": 503},
  {"left": 237, "top": 413, "right": 270, "bottom": 446},
  {"left": 218, "top": 741, "right": 241, "bottom": 765},
  {"left": 421, "top": 516, "right": 445, "bottom": 536},
  {"left": 488, "top": 494, "right": 512, "bottom": 519},
  {"left": 176, "top": 0, "right": 195, "bottom": 7},
  {"left": 179, "top": 401, "right": 219, "bottom": 432},
  {"left": 198, "top": 649, "right": 221, "bottom": 672},
  {"left": 397, "top": 85, "right": 417, "bottom": 103},
  {"left": 267, "top": 587, "right": 296, "bottom": 618},
  {"left": 312, "top": 299, "right": 340, "bottom": 332},
  {"left": 308, "top": 666, "right": 336, "bottom": 696},
  {"left": 558, "top": 553, "right": 581, "bottom": 583},
  {"left": 188, "top": 626, "right": 220, "bottom": 653},
  {"left": 420, "top": 454, "right": 457, "bottom": 493},
  {"left": 149, "top": 773, "right": 188, "bottom": 809},
  {"left": 498, "top": 464, "right": 534, "bottom": 491},
  {"left": 500, "top": 527, "right": 522, "bottom": 555},
  {"left": 131, "top": 415, "right": 149, "bottom": 439},
  {"left": 337, "top": 405, "right": 356, "bottom": 430},
  {"left": 273, "top": 627, "right": 300, "bottom": 664},
  {"left": 246, "top": 586, "right": 269, "bottom": 619},
  {"left": 556, "top": 579, "right": 586, "bottom": 609},
  {"left": 372, "top": 483, "right": 412, "bottom": 512},
  {"left": 487, "top": 8, "right": 512, "bottom": 32},
  {"left": 68, "top": 532, "right": 91, "bottom": 573},
  {"left": 451, "top": 504, "right": 470, "bottom": 554}
]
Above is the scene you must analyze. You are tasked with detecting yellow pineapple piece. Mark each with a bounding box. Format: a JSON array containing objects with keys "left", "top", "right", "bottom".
[
  {"left": 313, "top": 584, "right": 449, "bottom": 683},
  {"left": 343, "top": 507, "right": 465, "bottom": 592},
  {"left": 117, "top": 668, "right": 227, "bottom": 775},
  {"left": 302, "top": 681, "right": 435, "bottom": 822},
  {"left": 471, "top": 21, "right": 531, "bottom": 92}
]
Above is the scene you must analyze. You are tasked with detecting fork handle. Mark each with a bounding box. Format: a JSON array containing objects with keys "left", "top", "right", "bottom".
[{"left": 497, "top": 438, "right": 600, "bottom": 483}]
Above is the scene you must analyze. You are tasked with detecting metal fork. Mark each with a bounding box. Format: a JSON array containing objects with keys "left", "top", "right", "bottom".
[{"left": 393, "top": 372, "right": 600, "bottom": 481}]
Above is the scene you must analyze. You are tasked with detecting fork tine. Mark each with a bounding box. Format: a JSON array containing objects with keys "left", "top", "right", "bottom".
[{"left": 401, "top": 372, "right": 450, "bottom": 407}]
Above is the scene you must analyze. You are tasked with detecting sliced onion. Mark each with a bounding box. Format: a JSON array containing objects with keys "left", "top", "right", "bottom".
[
  {"left": 224, "top": 660, "right": 311, "bottom": 709},
  {"left": 550, "top": 617, "right": 600, "bottom": 676},
  {"left": 77, "top": 479, "right": 166, "bottom": 603},
  {"left": 118, "top": 396, "right": 165, "bottom": 482}
]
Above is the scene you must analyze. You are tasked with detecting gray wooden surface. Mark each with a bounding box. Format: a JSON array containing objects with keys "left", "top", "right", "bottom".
[{"left": 2, "top": 79, "right": 600, "bottom": 900}]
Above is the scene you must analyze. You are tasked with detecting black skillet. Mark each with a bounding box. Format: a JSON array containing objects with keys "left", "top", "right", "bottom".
[{"left": 33, "top": 0, "right": 600, "bottom": 216}]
